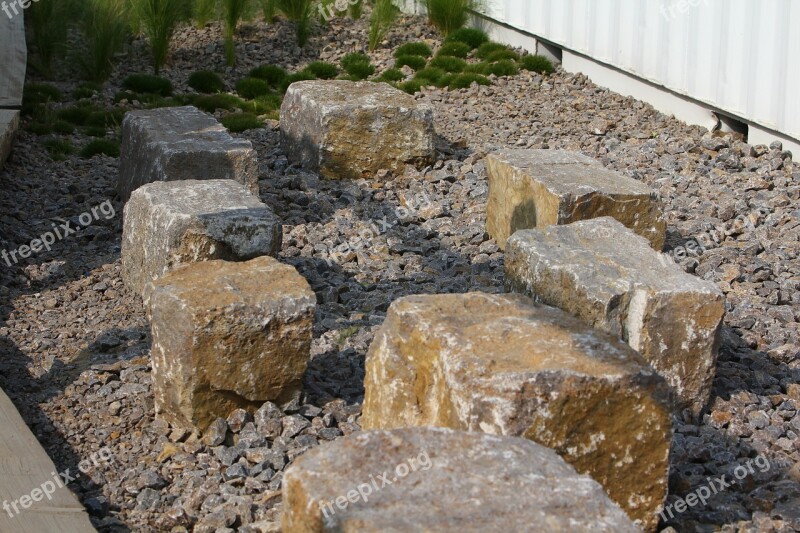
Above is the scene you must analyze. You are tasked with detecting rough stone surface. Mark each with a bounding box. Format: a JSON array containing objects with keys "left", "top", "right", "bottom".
[
  {"left": 362, "top": 292, "right": 672, "bottom": 530},
  {"left": 0, "top": 110, "right": 19, "bottom": 169},
  {"left": 485, "top": 148, "right": 666, "bottom": 250},
  {"left": 118, "top": 106, "right": 259, "bottom": 200},
  {"left": 282, "top": 427, "right": 638, "bottom": 533},
  {"left": 145, "top": 256, "right": 316, "bottom": 431},
  {"left": 280, "top": 81, "right": 435, "bottom": 179},
  {"left": 122, "top": 179, "right": 281, "bottom": 297},
  {"left": 506, "top": 217, "right": 726, "bottom": 416}
]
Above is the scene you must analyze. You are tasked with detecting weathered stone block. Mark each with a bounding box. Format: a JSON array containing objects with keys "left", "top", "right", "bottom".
[
  {"left": 122, "top": 179, "right": 281, "bottom": 297},
  {"left": 362, "top": 292, "right": 672, "bottom": 530},
  {"left": 0, "top": 110, "right": 19, "bottom": 169},
  {"left": 118, "top": 106, "right": 259, "bottom": 200},
  {"left": 505, "top": 217, "right": 725, "bottom": 416},
  {"left": 282, "top": 427, "right": 638, "bottom": 533},
  {"left": 145, "top": 256, "right": 315, "bottom": 431},
  {"left": 485, "top": 148, "right": 666, "bottom": 250},
  {"left": 280, "top": 80, "right": 435, "bottom": 179}
]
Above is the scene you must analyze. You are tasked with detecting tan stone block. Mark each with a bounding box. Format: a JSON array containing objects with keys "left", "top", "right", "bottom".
[
  {"left": 362, "top": 292, "right": 671, "bottom": 530},
  {"left": 485, "top": 148, "right": 665, "bottom": 249}
]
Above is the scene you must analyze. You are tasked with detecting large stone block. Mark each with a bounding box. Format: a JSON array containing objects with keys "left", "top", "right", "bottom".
[
  {"left": 485, "top": 148, "right": 666, "bottom": 250},
  {"left": 505, "top": 217, "right": 725, "bottom": 416},
  {"left": 118, "top": 106, "right": 259, "bottom": 200},
  {"left": 122, "top": 179, "right": 281, "bottom": 297},
  {"left": 0, "top": 110, "right": 19, "bottom": 169},
  {"left": 145, "top": 256, "right": 316, "bottom": 431},
  {"left": 280, "top": 80, "right": 435, "bottom": 179},
  {"left": 282, "top": 427, "right": 638, "bottom": 533},
  {"left": 362, "top": 292, "right": 672, "bottom": 531}
]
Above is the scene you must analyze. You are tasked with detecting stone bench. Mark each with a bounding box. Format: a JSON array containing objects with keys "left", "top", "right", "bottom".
[
  {"left": 362, "top": 292, "right": 672, "bottom": 531},
  {"left": 122, "top": 179, "right": 281, "bottom": 297},
  {"left": 280, "top": 80, "right": 435, "bottom": 180},
  {"left": 485, "top": 148, "right": 666, "bottom": 250},
  {"left": 118, "top": 106, "right": 259, "bottom": 201},
  {"left": 505, "top": 217, "right": 725, "bottom": 417},
  {"left": 282, "top": 427, "right": 638, "bottom": 532},
  {"left": 145, "top": 256, "right": 315, "bottom": 431}
]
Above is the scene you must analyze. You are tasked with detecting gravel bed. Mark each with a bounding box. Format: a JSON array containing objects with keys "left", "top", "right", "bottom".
[{"left": 0, "top": 12, "right": 798, "bottom": 533}]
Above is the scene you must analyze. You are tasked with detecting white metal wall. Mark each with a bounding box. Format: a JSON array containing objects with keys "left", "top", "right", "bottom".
[{"left": 477, "top": 0, "right": 799, "bottom": 142}]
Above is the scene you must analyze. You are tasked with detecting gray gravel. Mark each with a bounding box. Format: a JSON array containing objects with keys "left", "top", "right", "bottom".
[{"left": 0, "top": 11, "right": 798, "bottom": 533}]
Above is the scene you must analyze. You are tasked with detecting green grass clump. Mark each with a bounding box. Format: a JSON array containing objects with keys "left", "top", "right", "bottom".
[
  {"left": 463, "top": 62, "right": 488, "bottom": 73},
  {"left": 242, "top": 94, "right": 282, "bottom": 115},
  {"left": 53, "top": 120, "right": 76, "bottom": 134},
  {"left": 249, "top": 65, "right": 288, "bottom": 87},
  {"left": 145, "top": 97, "right": 186, "bottom": 109},
  {"left": 27, "top": 123, "right": 54, "bottom": 135},
  {"left": 83, "top": 126, "right": 108, "bottom": 137},
  {"left": 341, "top": 53, "right": 375, "bottom": 79},
  {"left": 374, "top": 68, "right": 405, "bottom": 82},
  {"left": 80, "top": 139, "right": 120, "bottom": 158},
  {"left": 399, "top": 79, "right": 424, "bottom": 95},
  {"left": 519, "top": 54, "right": 555, "bottom": 74},
  {"left": 193, "top": 94, "right": 245, "bottom": 112},
  {"left": 223, "top": 0, "right": 250, "bottom": 65},
  {"left": 72, "top": 83, "right": 102, "bottom": 99},
  {"left": 368, "top": 0, "right": 399, "bottom": 51},
  {"left": 85, "top": 108, "right": 127, "bottom": 128},
  {"left": 236, "top": 78, "right": 271, "bottom": 99},
  {"left": 56, "top": 105, "right": 101, "bottom": 126},
  {"left": 436, "top": 73, "right": 455, "bottom": 87},
  {"left": 280, "top": 71, "right": 317, "bottom": 93},
  {"left": 448, "top": 72, "right": 491, "bottom": 89},
  {"left": 305, "top": 61, "right": 339, "bottom": 79},
  {"left": 475, "top": 42, "right": 508, "bottom": 60},
  {"left": 130, "top": 0, "right": 189, "bottom": 74},
  {"left": 26, "top": 0, "right": 76, "bottom": 78},
  {"left": 428, "top": 55, "right": 466, "bottom": 73},
  {"left": 341, "top": 52, "right": 371, "bottom": 70},
  {"left": 260, "top": 0, "right": 278, "bottom": 22},
  {"left": 444, "top": 27, "right": 488, "bottom": 49},
  {"left": 188, "top": 71, "right": 225, "bottom": 93},
  {"left": 23, "top": 84, "right": 63, "bottom": 105},
  {"left": 436, "top": 41, "right": 471, "bottom": 59},
  {"left": 194, "top": 0, "right": 218, "bottom": 27},
  {"left": 43, "top": 138, "right": 75, "bottom": 160},
  {"left": 395, "top": 42, "right": 432, "bottom": 58},
  {"left": 423, "top": 0, "right": 478, "bottom": 36},
  {"left": 274, "top": 0, "right": 315, "bottom": 46},
  {"left": 395, "top": 55, "right": 427, "bottom": 71},
  {"left": 77, "top": 0, "right": 129, "bottom": 83},
  {"left": 122, "top": 74, "right": 173, "bottom": 96},
  {"left": 481, "top": 59, "right": 519, "bottom": 77},
  {"left": 221, "top": 112, "right": 263, "bottom": 132},
  {"left": 484, "top": 48, "right": 519, "bottom": 62},
  {"left": 415, "top": 67, "right": 446, "bottom": 84}
]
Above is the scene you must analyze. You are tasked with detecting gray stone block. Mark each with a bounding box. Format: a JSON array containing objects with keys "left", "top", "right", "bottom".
[
  {"left": 118, "top": 106, "right": 259, "bottom": 200},
  {"left": 0, "top": 110, "right": 19, "bottom": 169},
  {"left": 122, "top": 179, "right": 281, "bottom": 296},
  {"left": 280, "top": 80, "right": 435, "bottom": 179}
]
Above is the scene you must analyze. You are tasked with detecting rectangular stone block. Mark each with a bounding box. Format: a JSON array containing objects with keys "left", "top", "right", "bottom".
[
  {"left": 0, "top": 110, "right": 19, "bottom": 169},
  {"left": 122, "top": 179, "right": 281, "bottom": 297},
  {"left": 145, "top": 256, "right": 316, "bottom": 431},
  {"left": 118, "top": 106, "right": 259, "bottom": 200},
  {"left": 505, "top": 217, "right": 725, "bottom": 417},
  {"left": 280, "top": 80, "right": 435, "bottom": 179},
  {"left": 485, "top": 148, "right": 666, "bottom": 250},
  {"left": 362, "top": 292, "right": 672, "bottom": 531},
  {"left": 283, "top": 428, "right": 638, "bottom": 533}
]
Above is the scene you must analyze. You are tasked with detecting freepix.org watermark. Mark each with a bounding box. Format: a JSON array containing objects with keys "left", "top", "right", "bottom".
[
  {"left": 660, "top": 454, "right": 771, "bottom": 521},
  {"left": 1, "top": 200, "right": 115, "bottom": 267},
  {"left": 318, "top": 0, "right": 361, "bottom": 22},
  {"left": 1, "top": 0, "right": 37, "bottom": 20},
  {"left": 2, "top": 447, "right": 115, "bottom": 519},
  {"left": 319, "top": 450, "right": 433, "bottom": 519},
  {"left": 660, "top": 0, "right": 711, "bottom": 21}
]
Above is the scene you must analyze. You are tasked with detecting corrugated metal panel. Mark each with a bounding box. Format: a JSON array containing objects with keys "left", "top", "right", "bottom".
[{"left": 478, "top": 0, "right": 798, "bottom": 140}]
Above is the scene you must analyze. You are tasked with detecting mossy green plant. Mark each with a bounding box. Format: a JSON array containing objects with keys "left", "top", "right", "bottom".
[
  {"left": 193, "top": 94, "right": 246, "bottom": 112},
  {"left": 83, "top": 126, "right": 108, "bottom": 137},
  {"left": 483, "top": 48, "right": 519, "bottom": 62},
  {"left": 444, "top": 27, "right": 488, "bottom": 49},
  {"left": 399, "top": 79, "right": 423, "bottom": 95},
  {"left": 53, "top": 120, "right": 76, "bottom": 134},
  {"left": 242, "top": 94, "right": 283, "bottom": 115},
  {"left": 280, "top": 71, "right": 317, "bottom": 93},
  {"left": 481, "top": 59, "right": 519, "bottom": 77},
  {"left": 305, "top": 61, "right": 339, "bottom": 80},
  {"left": 236, "top": 78, "right": 271, "bottom": 99},
  {"left": 374, "top": 68, "right": 405, "bottom": 83},
  {"left": 518, "top": 54, "right": 555, "bottom": 74},
  {"left": 122, "top": 74, "right": 174, "bottom": 96},
  {"left": 395, "top": 55, "right": 427, "bottom": 71},
  {"left": 395, "top": 42, "right": 432, "bottom": 58},
  {"left": 43, "top": 138, "right": 76, "bottom": 160},
  {"left": 436, "top": 41, "right": 471, "bottom": 59},
  {"left": 221, "top": 112, "right": 263, "bottom": 132},
  {"left": 249, "top": 65, "right": 288, "bottom": 87},
  {"left": 428, "top": 55, "right": 466, "bottom": 73},
  {"left": 423, "top": 0, "right": 479, "bottom": 36},
  {"left": 80, "top": 139, "right": 120, "bottom": 158},
  {"left": 448, "top": 72, "right": 491, "bottom": 89},
  {"left": 415, "top": 67, "right": 446, "bottom": 84},
  {"left": 475, "top": 42, "right": 508, "bottom": 60},
  {"left": 188, "top": 71, "right": 225, "bottom": 93},
  {"left": 56, "top": 105, "right": 101, "bottom": 126}
]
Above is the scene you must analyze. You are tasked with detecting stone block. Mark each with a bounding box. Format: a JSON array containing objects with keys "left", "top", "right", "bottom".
[
  {"left": 118, "top": 106, "right": 258, "bottom": 200},
  {"left": 0, "top": 110, "right": 19, "bottom": 169},
  {"left": 122, "top": 179, "right": 281, "bottom": 297},
  {"left": 505, "top": 217, "right": 725, "bottom": 416},
  {"left": 362, "top": 292, "right": 672, "bottom": 530},
  {"left": 282, "top": 427, "right": 638, "bottom": 533},
  {"left": 280, "top": 80, "right": 435, "bottom": 179},
  {"left": 145, "top": 256, "right": 315, "bottom": 431},
  {"left": 485, "top": 148, "right": 665, "bottom": 249}
]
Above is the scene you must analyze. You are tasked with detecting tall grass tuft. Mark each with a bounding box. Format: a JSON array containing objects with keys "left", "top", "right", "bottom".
[
  {"left": 194, "top": 0, "right": 218, "bottom": 27},
  {"left": 260, "top": 0, "right": 278, "bottom": 22},
  {"left": 78, "top": 0, "right": 130, "bottom": 83},
  {"left": 424, "top": 0, "right": 480, "bottom": 36},
  {"left": 223, "top": 0, "right": 251, "bottom": 65},
  {"left": 368, "top": 0, "right": 399, "bottom": 51},
  {"left": 349, "top": 0, "right": 363, "bottom": 19},
  {"left": 25, "top": 0, "right": 77, "bottom": 78},
  {"left": 131, "top": 0, "right": 190, "bottom": 74},
  {"left": 274, "top": 0, "right": 315, "bottom": 46}
]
